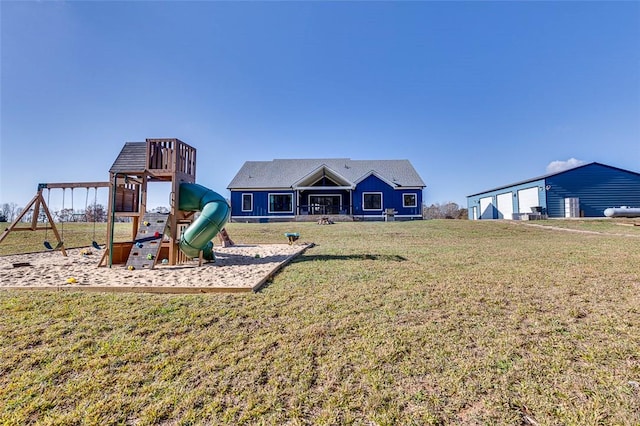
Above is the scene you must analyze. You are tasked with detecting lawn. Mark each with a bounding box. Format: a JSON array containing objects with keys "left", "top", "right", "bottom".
[
  {"left": 1, "top": 220, "right": 639, "bottom": 425},
  {"left": 0, "top": 222, "right": 132, "bottom": 256}
]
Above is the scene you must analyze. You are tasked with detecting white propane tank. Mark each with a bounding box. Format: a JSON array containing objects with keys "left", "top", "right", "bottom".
[{"left": 604, "top": 207, "right": 640, "bottom": 218}]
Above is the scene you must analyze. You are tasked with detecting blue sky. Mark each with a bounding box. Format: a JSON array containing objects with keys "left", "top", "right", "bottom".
[{"left": 1, "top": 1, "right": 639, "bottom": 211}]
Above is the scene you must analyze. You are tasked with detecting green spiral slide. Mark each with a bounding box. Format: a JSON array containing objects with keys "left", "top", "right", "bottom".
[{"left": 178, "top": 183, "right": 230, "bottom": 260}]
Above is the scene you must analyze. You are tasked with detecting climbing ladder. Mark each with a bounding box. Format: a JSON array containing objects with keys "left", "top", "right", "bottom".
[{"left": 125, "top": 212, "right": 169, "bottom": 270}]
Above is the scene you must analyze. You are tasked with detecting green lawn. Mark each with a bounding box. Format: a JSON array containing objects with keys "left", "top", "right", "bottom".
[
  {"left": 1, "top": 220, "right": 639, "bottom": 425},
  {"left": 0, "top": 222, "right": 132, "bottom": 256}
]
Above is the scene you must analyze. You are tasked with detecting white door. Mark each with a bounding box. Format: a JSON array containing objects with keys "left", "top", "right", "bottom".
[
  {"left": 565, "top": 198, "right": 579, "bottom": 218},
  {"left": 517, "top": 187, "right": 539, "bottom": 213},
  {"left": 496, "top": 192, "right": 514, "bottom": 219},
  {"left": 480, "top": 197, "right": 494, "bottom": 219}
]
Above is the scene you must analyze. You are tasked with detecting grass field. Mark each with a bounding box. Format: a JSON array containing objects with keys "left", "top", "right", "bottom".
[
  {"left": 0, "top": 222, "right": 132, "bottom": 256},
  {"left": 1, "top": 219, "right": 639, "bottom": 424}
]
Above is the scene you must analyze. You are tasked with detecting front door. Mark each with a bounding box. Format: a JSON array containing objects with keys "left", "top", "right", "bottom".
[{"left": 309, "top": 195, "right": 341, "bottom": 215}]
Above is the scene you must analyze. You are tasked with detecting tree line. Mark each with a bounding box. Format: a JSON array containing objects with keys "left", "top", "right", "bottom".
[
  {"left": 2, "top": 200, "right": 466, "bottom": 222},
  {"left": 0, "top": 203, "right": 173, "bottom": 223},
  {"left": 422, "top": 202, "right": 468, "bottom": 219},
  {"left": 0, "top": 202, "right": 108, "bottom": 223}
]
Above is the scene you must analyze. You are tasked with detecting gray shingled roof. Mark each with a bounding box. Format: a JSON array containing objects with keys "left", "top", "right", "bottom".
[
  {"left": 109, "top": 142, "right": 147, "bottom": 173},
  {"left": 227, "top": 158, "right": 426, "bottom": 189}
]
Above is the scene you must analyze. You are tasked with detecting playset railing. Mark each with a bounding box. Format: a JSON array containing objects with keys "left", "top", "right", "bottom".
[{"left": 146, "top": 138, "right": 196, "bottom": 177}]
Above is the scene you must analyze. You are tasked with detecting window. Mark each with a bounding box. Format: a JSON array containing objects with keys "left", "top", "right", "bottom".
[
  {"left": 269, "top": 193, "right": 293, "bottom": 213},
  {"left": 242, "top": 194, "right": 253, "bottom": 212},
  {"left": 403, "top": 193, "right": 417, "bottom": 208},
  {"left": 363, "top": 192, "right": 382, "bottom": 210}
]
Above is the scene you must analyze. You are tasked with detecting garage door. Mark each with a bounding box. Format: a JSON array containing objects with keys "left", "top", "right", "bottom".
[
  {"left": 517, "top": 187, "right": 540, "bottom": 213},
  {"left": 496, "top": 192, "right": 514, "bottom": 219},
  {"left": 479, "top": 196, "right": 494, "bottom": 219}
]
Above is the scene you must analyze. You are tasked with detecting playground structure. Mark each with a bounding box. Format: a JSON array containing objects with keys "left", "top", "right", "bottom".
[{"left": 1, "top": 138, "right": 232, "bottom": 269}]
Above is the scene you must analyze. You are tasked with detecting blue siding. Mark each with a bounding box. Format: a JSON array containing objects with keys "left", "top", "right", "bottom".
[
  {"left": 545, "top": 164, "right": 640, "bottom": 217},
  {"left": 230, "top": 190, "right": 295, "bottom": 218},
  {"left": 352, "top": 175, "right": 422, "bottom": 219},
  {"left": 467, "top": 163, "right": 640, "bottom": 219},
  {"left": 230, "top": 175, "right": 424, "bottom": 220},
  {"left": 391, "top": 189, "right": 423, "bottom": 217}
]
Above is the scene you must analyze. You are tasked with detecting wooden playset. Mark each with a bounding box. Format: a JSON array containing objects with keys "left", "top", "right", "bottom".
[{"left": 0, "top": 138, "right": 232, "bottom": 269}]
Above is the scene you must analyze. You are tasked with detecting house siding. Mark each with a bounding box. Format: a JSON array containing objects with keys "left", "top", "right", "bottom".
[
  {"left": 352, "top": 175, "right": 423, "bottom": 219},
  {"left": 228, "top": 158, "right": 426, "bottom": 222},
  {"left": 230, "top": 190, "right": 296, "bottom": 218},
  {"left": 392, "top": 189, "right": 423, "bottom": 218}
]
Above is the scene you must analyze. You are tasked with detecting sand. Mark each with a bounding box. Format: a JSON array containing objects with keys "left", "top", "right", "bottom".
[{"left": 0, "top": 243, "right": 312, "bottom": 293}]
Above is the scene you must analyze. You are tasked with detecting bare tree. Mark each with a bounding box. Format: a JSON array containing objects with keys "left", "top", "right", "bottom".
[
  {"left": 1, "top": 202, "right": 18, "bottom": 222},
  {"left": 85, "top": 203, "right": 107, "bottom": 222},
  {"left": 56, "top": 208, "right": 75, "bottom": 223},
  {"left": 423, "top": 202, "right": 468, "bottom": 219},
  {"left": 19, "top": 208, "right": 32, "bottom": 223}
]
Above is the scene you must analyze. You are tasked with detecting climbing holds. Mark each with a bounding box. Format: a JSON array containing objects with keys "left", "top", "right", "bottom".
[
  {"left": 128, "top": 265, "right": 135, "bottom": 271},
  {"left": 161, "top": 259, "right": 169, "bottom": 265},
  {"left": 147, "top": 254, "right": 154, "bottom": 260},
  {"left": 154, "top": 231, "right": 160, "bottom": 238},
  {"left": 66, "top": 277, "right": 77, "bottom": 284},
  {"left": 143, "top": 221, "right": 150, "bottom": 226},
  {"left": 135, "top": 242, "right": 143, "bottom": 248}
]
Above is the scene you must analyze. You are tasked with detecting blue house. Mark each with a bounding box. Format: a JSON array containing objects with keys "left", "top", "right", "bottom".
[
  {"left": 227, "top": 158, "right": 426, "bottom": 222},
  {"left": 467, "top": 162, "right": 640, "bottom": 220}
]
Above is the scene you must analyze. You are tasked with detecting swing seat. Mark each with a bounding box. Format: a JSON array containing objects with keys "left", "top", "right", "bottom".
[
  {"left": 44, "top": 241, "right": 63, "bottom": 250},
  {"left": 92, "top": 241, "right": 102, "bottom": 250}
]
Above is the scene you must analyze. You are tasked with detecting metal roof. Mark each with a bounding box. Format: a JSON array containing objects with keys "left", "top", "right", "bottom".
[
  {"left": 109, "top": 142, "right": 147, "bottom": 173},
  {"left": 227, "top": 158, "right": 426, "bottom": 189},
  {"left": 467, "top": 162, "right": 640, "bottom": 197}
]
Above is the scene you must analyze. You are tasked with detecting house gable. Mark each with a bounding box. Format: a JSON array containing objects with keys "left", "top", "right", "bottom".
[
  {"left": 354, "top": 170, "right": 398, "bottom": 189},
  {"left": 292, "top": 165, "right": 354, "bottom": 190}
]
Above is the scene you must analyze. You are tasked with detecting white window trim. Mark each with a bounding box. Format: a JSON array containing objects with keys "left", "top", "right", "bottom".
[
  {"left": 402, "top": 193, "right": 417, "bottom": 208},
  {"left": 268, "top": 192, "right": 294, "bottom": 214},
  {"left": 241, "top": 193, "right": 253, "bottom": 212},
  {"left": 362, "top": 192, "right": 383, "bottom": 211}
]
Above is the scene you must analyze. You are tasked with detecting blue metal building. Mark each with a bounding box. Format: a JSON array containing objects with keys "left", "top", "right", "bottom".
[{"left": 467, "top": 163, "right": 640, "bottom": 220}]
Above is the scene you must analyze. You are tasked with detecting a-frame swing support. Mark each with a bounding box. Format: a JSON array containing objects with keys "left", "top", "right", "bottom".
[
  {"left": 0, "top": 189, "right": 67, "bottom": 256},
  {"left": 0, "top": 182, "right": 110, "bottom": 256}
]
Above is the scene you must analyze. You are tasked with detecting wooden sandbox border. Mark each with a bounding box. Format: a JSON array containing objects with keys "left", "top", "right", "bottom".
[{"left": 1, "top": 243, "right": 314, "bottom": 294}]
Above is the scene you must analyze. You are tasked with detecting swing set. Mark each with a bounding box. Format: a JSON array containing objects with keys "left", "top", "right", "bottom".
[{"left": 0, "top": 181, "right": 110, "bottom": 256}]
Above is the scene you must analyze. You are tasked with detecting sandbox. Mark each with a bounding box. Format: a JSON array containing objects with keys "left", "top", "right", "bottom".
[{"left": 0, "top": 243, "right": 313, "bottom": 293}]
